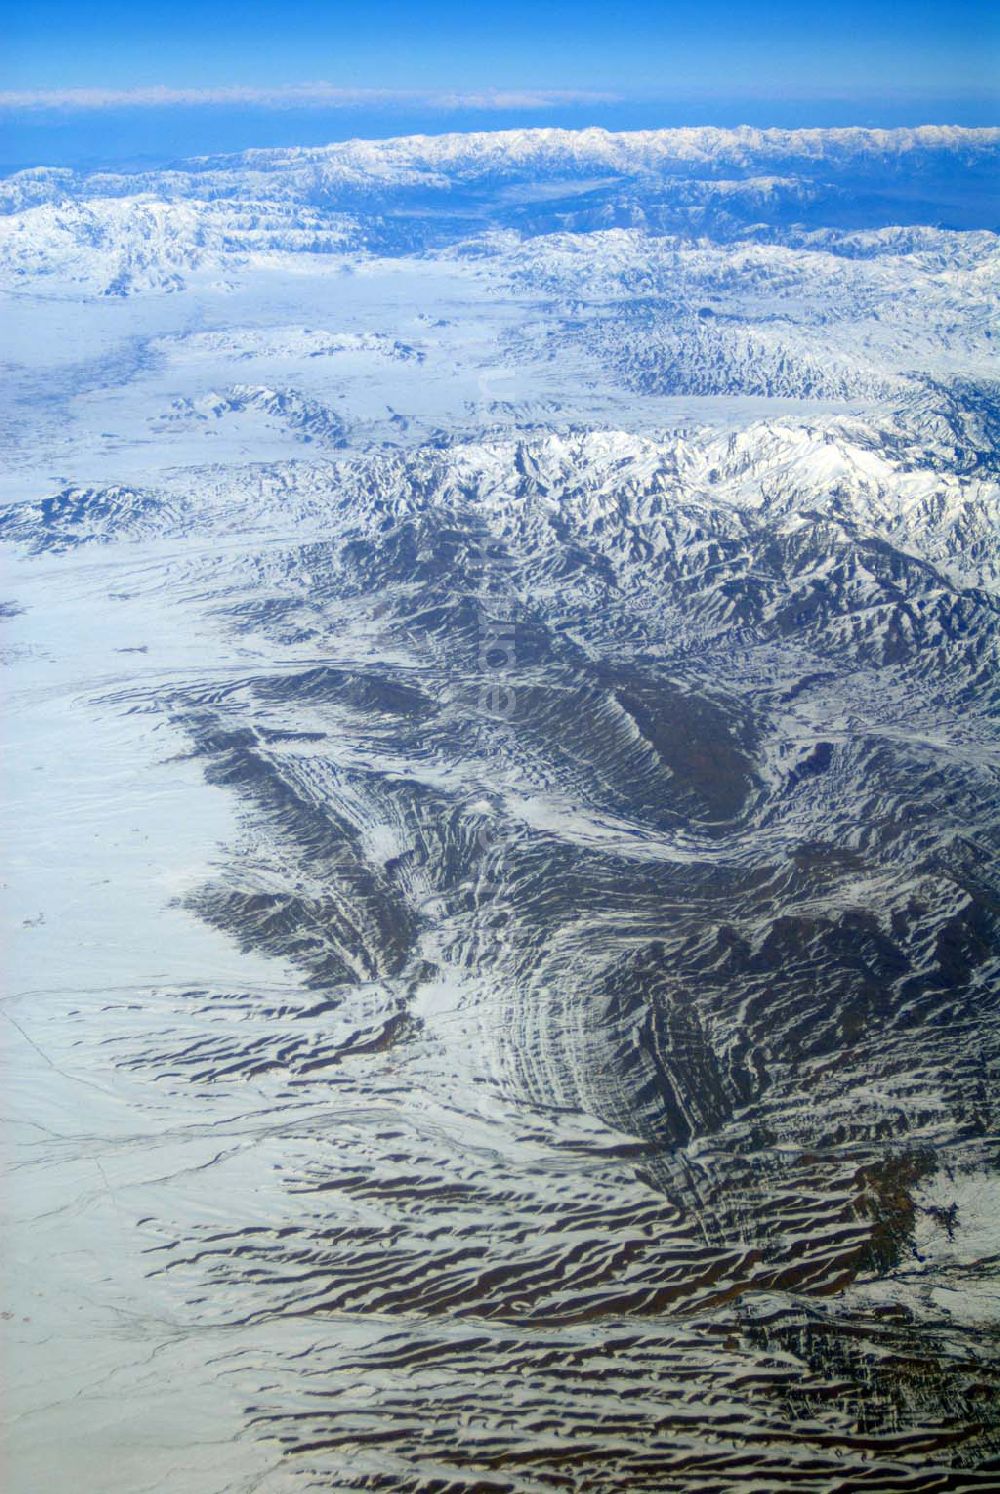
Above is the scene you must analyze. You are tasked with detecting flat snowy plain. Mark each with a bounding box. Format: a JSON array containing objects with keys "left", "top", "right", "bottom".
[{"left": 2, "top": 126, "right": 999, "bottom": 1491}]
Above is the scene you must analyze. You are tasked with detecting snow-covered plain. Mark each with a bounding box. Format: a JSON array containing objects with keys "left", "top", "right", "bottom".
[{"left": 2, "top": 126, "right": 999, "bottom": 1492}]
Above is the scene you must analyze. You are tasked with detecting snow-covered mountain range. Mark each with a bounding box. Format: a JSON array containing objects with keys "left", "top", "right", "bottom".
[{"left": 2, "top": 126, "right": 998, "bottom": 1493}]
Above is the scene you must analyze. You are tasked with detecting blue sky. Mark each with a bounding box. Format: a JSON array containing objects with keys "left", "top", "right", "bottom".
[
  {"left": 0, "top": 1, "right": 996, "bottom": 168},
  {"left": 2, "top": 0, "right": 997, "bottom": 98}
]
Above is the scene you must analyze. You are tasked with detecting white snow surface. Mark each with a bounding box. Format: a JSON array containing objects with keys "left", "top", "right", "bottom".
[{"left": 2, "top": 125, "right": 999, "bottom": 1494}]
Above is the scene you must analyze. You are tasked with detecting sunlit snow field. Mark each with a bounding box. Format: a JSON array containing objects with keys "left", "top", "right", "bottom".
[{"left": 2, "top": 127, "right": 1000, "bottom": 1492}]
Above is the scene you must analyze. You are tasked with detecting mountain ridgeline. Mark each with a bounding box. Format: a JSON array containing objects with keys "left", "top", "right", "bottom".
[{"left": 2, "top": 126, "right": 999, "bottom": 1492}]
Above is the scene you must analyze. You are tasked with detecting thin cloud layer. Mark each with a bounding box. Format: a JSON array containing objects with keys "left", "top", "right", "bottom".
[{"left": 0, "top": 84, "right": 620, "bottom": 112}]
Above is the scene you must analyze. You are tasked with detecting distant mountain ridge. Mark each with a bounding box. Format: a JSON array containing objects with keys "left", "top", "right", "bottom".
[{"left": 2, "top": 120, "right": 999, "bottom": 1492}]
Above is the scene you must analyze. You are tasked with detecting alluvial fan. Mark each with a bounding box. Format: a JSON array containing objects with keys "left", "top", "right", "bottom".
[{"left": 2, "top": 127, "right": 999, "bottom": 1493}]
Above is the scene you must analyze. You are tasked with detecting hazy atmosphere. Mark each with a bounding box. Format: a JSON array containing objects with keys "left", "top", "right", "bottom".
[{"left": 2, "top": 4, "right": 998, "bottom": 1493}]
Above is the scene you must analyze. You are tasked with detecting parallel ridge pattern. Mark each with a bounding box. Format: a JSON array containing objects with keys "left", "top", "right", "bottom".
[
  {"left": 3, "top": 126, "right": 999, "bottom": 1492},
  {"left": 68, "top": 419, "right": 998, "bottom": 1487}
]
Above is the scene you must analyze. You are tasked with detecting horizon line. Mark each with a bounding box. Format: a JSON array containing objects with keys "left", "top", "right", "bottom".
[{"left": 2, "top": 82, "right": 998, "bottom": 114}]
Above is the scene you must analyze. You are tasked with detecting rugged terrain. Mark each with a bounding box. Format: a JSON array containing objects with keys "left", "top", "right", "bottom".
[{"left": 2, "top": 126, "right": 999, "bottom": 1492}]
